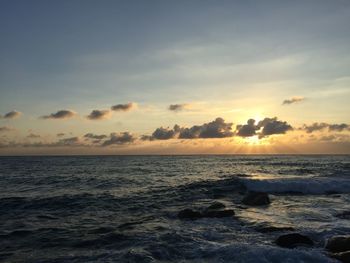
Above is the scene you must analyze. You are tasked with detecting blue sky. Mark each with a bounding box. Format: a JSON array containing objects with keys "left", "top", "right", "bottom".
[{"left": 0, "top": 0, "right": 349, "bottom": 154}]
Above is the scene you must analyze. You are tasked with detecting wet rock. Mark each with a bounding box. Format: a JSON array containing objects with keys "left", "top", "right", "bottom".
[
  {"left": 275, "top": 233, "right": 314, "bottom": 248},
  {"left": 202, "top": 209, "right": 235, "bottom": 218},
  {"left": 242, "top": 191, "right": 270, "bottom": 206},
  {"left": 331, "top": 251, "right": 350, "bottom": 263},
  {"left": 178, "top": 209, "right": 202, "bottom": 220},
  {"left": 255, "top": 225, "right": 295, "bottom": 233},
  {"left": 326, "top": 236, "right": 350, "bottom": 253},
  {"left": 336, "top": 211, "right": 350, "bottom": 220},
  {"left": 206, "top": 202, "right": 226, "bottom": 210}
]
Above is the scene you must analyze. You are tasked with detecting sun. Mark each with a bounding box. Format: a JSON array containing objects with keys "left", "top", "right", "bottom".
[{"left": 246, "top": 135, "right": 261, "bottom": 145}]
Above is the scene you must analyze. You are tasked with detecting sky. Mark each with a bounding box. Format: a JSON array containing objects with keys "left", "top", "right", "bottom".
[{"left": 0, "top": 0, "right": 350, "bottom": 155}]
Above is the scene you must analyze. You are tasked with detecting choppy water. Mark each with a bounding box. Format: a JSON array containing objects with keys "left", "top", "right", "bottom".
[{"left": 0, "top": 155, "right": 349, "bottom": 262}]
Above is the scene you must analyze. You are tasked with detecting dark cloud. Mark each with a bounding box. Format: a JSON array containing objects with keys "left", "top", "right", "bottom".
[
  {"left": 282, "top": 96, "right": 305, "bottom": 105},
  {"left": 57, "top": 133, "right": 65, "bottom": 137},
  {"left": 328, "top": 123, "right": 349, "bottom": 132},
  {"left": 1, "top": 110, "right": 22, "bottom": 119},
  {"left": 143, "top": 118, "right": 234, "bottom": 140},
  {"left": 84, "top": 133, "right": 108, "bottom": 140},
  {"left": 168, "top": 104, "right": 187, "bottom": 112},
  {"left": 183, "top": 118, "right": 233, "bottom": 138},
  {"left": 302, "top": 123, "right": 349, "bottom": 133},
  {"left": 111, "top": 102, "right": 135, "bottom": 111},
  {"left": 27, "top": 133, "right": 41, "bottom": 139},
  {"left": 102, "top": 132, "right": 136, "bottom": 146},
  {"left": 257, "top": 117, "right": 293, "bottom": 137},
  {"left": 55, "top": 137, "right": 81, "bottom": 146},
  {"left": 236, "top": 119, "right": 259, "bottom": 137},
  {"left": 302, "top": 123, "right": 328, "bottom": 133},
  {"left": 41, "top": 110, "right": 76, "bottom": 119},
  {"left": 87, "top": 110, "right": 111, "bottom": 120}
]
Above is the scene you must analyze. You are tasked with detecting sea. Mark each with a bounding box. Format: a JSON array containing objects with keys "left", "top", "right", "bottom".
[{"left": 0, "top": 155, "right": 349, "bottom": 262}]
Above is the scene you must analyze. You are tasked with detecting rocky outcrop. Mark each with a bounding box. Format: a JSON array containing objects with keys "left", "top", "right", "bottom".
[
  {"left": 178, "top": 203, "right": 234, "bottom": 220},
  {"left": 242, "top": 192, "right": 270, "bottom": 206},
  {"left": 326, "top": 236, "right": 350, "bottom": 253},
  {"left": 275, "top": 233, "right": 313, "bottom": 248}
]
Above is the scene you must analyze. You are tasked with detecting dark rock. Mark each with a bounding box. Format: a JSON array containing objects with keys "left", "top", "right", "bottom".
[
  {"left": 256, "top": 225, "right": 295, "bottom": 233},
  {"left": 202, "top": 209, "right": 235, "bottom": 218},
  {"left": 206, "top": 202, "right": 226, "bottom": 210},
  {"left": 178, "top": 209, "right": 202, "bottom": 220},
  {"left": 331, "top": 251, "right": 350, "bottom": 263},
  {"left": 326, "top": 236, "right": 350, "bottom": 253},
  {"left": 242, "top": 191, "right": 270, "bottom": 206},
  {"left": 336, "top": 211, "right": 350, "bottom": 220},
  {"left": 275, "top": 233, "right": 314, "bottom": 248}
]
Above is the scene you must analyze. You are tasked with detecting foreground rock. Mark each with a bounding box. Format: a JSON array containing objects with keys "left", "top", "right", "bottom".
[
  {"left": 242, "top": 192, "right": 270, "bottom": 206},
  {"left": 326, "top": 236, "right": 350, "bottom": 253},
  {"left": 275, "top": 233, "right": 313, "bottom": 248}
]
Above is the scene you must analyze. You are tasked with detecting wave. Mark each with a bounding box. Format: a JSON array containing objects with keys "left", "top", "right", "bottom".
[{"left": 240, "top": 177, "right": 350, "bottom": 194}]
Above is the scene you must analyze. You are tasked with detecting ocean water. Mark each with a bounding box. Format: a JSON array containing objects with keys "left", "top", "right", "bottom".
[{"left": 0, "top": 155, "right": 349, "bottom": 262}]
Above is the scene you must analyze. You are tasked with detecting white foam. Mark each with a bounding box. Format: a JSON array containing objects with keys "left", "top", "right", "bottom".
[{"left": 240, "top": 176, "right": 350, "bottom": 194}]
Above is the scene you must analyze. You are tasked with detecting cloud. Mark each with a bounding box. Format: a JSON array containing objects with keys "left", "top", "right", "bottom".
[
  {"left": 87, "top": 110, "right": 111, "bottom": 120},
  {"left": 235, "top": 117, "right": 293, "bottom": 138},
  {"left": 257, "top": 117, "right": 293, "bottom": 137},
  {"left": 180, "top": 117, "right": 233, "bottom": 139},
  {"left": 328, "top": 123, "right": 349, "bottom": 132},
  {"left": 143, "top": 118, "right": 234, "bottom": 140},
  {"left": 101, "top": 132, "right": 136, "bottom": 146},
  {"left": 27, "top": 133, "right": 41, "bottom": 139},
  {"left": 0, "top": 110, "right": 22, "bottom": 119},
  {"left": 57, "top": 133, "right": 65, "bottom": 137},
  {"left": 168, "top": 104, "right": 188, "bottom": 112},
  {"left": 282, "top": 96, "right": 305, "bottom": 105},
  {"left": 0, "top": 126, "right": 14, "bottom": 132},
  {"left": 41, "top": 110, "right": 76, "bottom": 119},
  {"left": 55, "top": 137, "right": 81, "bottom": 146},
  {"left": 302, "top": 123, "right": 349, "bottom": 133},
  {"left": 84, "top": 133, "right": 108, "bottom": 140},
  {"left": 236, "top": 119, "right": 259, "bottom": 137},
  {"left": 111, "top": 102, "right": 135, "bottom": 111},
  {"left": 302, "top": 122, "right": 328, "bottom": 133}
]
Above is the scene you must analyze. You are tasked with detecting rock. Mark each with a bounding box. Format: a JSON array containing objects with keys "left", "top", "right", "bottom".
[
  {"left": 255, "top": 225, "right": 295, "bottom": 233},
  {"left": 326, "top": 236, "right": 350, "bottom": 253},
  {"left": 331, "top": 251, "right": 350, "bottom": 263},
  {"left": 275, "top": 233, "right": 314, "bottom": 248},
  {"left": 242, "top": 191, "right": 270, "bottom": 206},
  {"left": 206, "top": 202, "right": 226, "bottom": 210},
  {"left": 336, "top": 211, "right": 350, "bottom": 220},
  {"left": 202, "top": 209, "right": 235, "bottom": 218},
  {"left": 178, "top": 209, "right": 202, "bottom": 220}
]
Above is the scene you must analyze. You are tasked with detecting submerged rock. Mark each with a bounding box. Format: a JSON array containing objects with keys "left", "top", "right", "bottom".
[
  {"left": 275, "top": 233, "right": 314, "bottom": 248},
  {"left": 178, "top": 209, "right": 202, "bottom": 220},
  {"left": 255, "top": 225, "right": 295, "bottom": 233},
  {"left": 242, "top": 192, "right": 270, "bottom": 206},
  {"left": 331, "top": 251, "right": 350, "bottom": 263},
  {"left": 202, "top": 209, "right": 235, "bottom": 218},
  {"left": 326, "top": 236, "right": 350, "bottom": 253},
  {"left": 206, "top": 202, "right": 226, "bottom": 210},
  {"left": 178, "top": 205, "right": 235, "bottom": 220}
]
